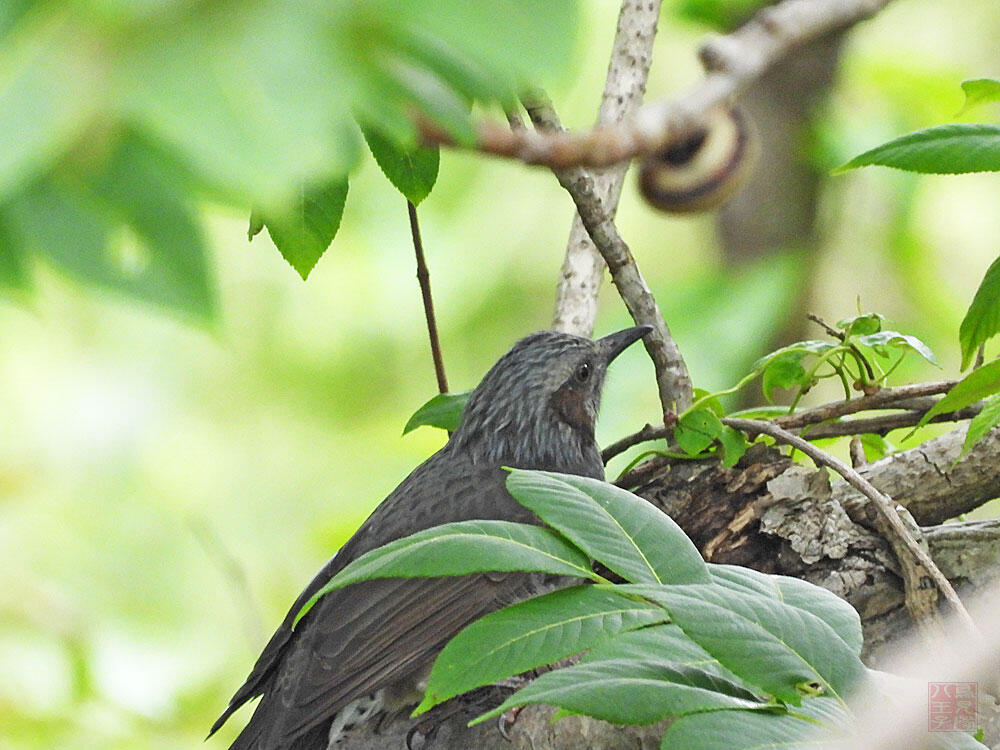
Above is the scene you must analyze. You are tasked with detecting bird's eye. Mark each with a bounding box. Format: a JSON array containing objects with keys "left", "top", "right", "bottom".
[{"left": 575, "top": 362, "right": 591, "bottom": 383}]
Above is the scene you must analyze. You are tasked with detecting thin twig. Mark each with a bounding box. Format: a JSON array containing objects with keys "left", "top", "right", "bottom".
[
  {"left": 408, "top": 201, "right": 448, "bottom": 394},
  {"left": 421, "top": 0, "right": 897, "bottom": 170},
  {"left": 551, "top": 0, "right": 662, "bottom": 337},
  {"left": 722, "top": 417, "right": 979, "bottom": 637},
  {"left": 797, "top": 405, "right": 982, "bottom": 440},
  {"left": 774, "top": 381, "right": 958, "bottom": 429},
  {"left": 602, "top": 423, "right": 669, "bottom": 463}
]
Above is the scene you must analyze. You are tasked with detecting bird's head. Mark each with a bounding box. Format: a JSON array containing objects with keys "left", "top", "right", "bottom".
[{"left": 450, "top": 326, "right": 651, "bottom": 473}]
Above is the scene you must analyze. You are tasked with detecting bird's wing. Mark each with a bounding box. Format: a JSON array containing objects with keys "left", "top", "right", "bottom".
[{"left": 264, "top": 569, "right": 545, "bottom": 745}]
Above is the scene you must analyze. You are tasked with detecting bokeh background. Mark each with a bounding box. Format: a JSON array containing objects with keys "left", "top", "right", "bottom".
[{"left": 2, "top": 1, "right": 999, "bottom": 747}]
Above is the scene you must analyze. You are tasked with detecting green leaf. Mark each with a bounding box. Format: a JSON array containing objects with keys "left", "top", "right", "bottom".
[
  {"left": 403, "top": 391, "right": 470, "bottom": 434},
  {"left": 247, "top": 209, "right": 264, "bottom": 241},
  {"left": 718, "top": 425, "right": 747, "bottom": 468},
  {"left": 505, "top": 470, "right": 712, "bottom": 586},
  {"left": 760, "top": 351, "right": 809, "bottom": 402},
  {"left": 362, "top": 126, "right": 439, "bottom": 206},
  {"left": 959, "top": 256, "right": 1000, "bottom": 370},
  {"left": 674, "top": 408, "right": 724, "bottom": 456},
  {"left": 258, "top": 179, "right": 349, "bottom": 280},
  {"left": 836, "top": 124, "right": 1000, "bottom": 174},
  {"left": 837, "top": 312, "right": 884, "bottom": 337},
  {"left": 752, "top": 340, "right": 837, "bottom": 372},
  {"left": 624, "top": 583, "right": 867, "bottom": 703},
  {"left": 858, "top": 433, "right": 893, "bottom": 462},
  {"left": 957, "top": 78, "right": 1000, "bottom": 116},
  {"left": 581, "top": 623, "right": 757, "bottom": 692},
  {"left": 414, "top": 586, "right": 668, "bottom": 714},
  {"left": 856, "top": 330, "right": 939, "bottom": 367},
  {"left": 294, "top": 520, "right": 594, "bottom": 625},
  {"left": 0, "top": 217, "right": 30, "bottom": 291},
  {"left": 661, "top": 697, "right": 854, "bottom": 749},
  {"left": 963, "top": 394, "right": 1000, "bottom": 457},
  {"left": 7, "top": 134, "right": 216, "bottom": 320},
  {"left": 709, "top": 566, "right": 864, "bottom": 656},
  {"left": 474, "top": 658, "right": 766, "bottom": 726},
  {"left": 916, "top": 359, "right": 1000, "bottom": 430},
  {"left": 0, "top": 8, "right": 100, "bottom": 200}
]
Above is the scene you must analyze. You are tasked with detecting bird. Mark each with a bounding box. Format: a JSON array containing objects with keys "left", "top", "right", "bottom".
[{"left": 210, "top": 325, "right": 651, "bottom": 749}]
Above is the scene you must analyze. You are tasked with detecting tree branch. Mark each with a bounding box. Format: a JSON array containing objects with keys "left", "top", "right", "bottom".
[
  {"left": 722, "top": 417, "right": 979, "bottom": 638},
  {"left": 421, "top": 0, "right": 896, "bottom": 170},
  {"left": 551, "top": 0, "right": 662, "bottom": 337}
]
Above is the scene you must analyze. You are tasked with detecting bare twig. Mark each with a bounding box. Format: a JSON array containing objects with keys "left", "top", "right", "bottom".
[
  {"left": 408, "top": 201, "right": 448, "bottom": 394},
  {"left": 797, "top": 405, "right": 982, "bottom": 440},
  {"left": 421, "top": 0, "right": 896, "bottom": 170},
  {"left": 602, "top": 423, "right": 669, "bottom": 463},
  {"left": 551, "top": 0, "right": 662, "bottom": 337},
  {"left": 527, "top": 97, "right": 693, "bottom": 417},
  {"left": 774, "top": 380, "right": 958, "bottom": 429},
  {"left": 722, "top": 417, "right": 979, "bottom": 637}
]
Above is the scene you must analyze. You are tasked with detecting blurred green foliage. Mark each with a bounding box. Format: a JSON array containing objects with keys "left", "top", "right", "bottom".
[{"left": 1, "top": 0, "right": 1000, "bottom": 748}]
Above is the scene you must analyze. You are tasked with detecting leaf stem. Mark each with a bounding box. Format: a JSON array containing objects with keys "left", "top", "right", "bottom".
[{"left": 408, "top": 200, "right": 449, "bottom": 394}]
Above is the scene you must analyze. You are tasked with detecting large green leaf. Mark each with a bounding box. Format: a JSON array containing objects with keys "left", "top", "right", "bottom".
[
  {"left": 403, "top": 391, "right": 470, "bottom": 434},
  {"left": 415, "top": 586, "right": 668, "bottom": 714},
  {"left": 294, "top": 520, "right": 594, "bottom": 625},
  {"left": 474, "top": 658, "right": 766, "bottom": 726},
  {"left": 6, "top": 135, "right": 216, "bottom": 320},
  {"left": 257, "top": 179, "right": 349, "bottom": 280},
  {"left": 362, "top": 126, "right": 439, "bottom": 206},
  {"left": 916, "top": 359, "right": 1000, "bottom": 430},
  {"left": 625, "top": 583, "right": 867, "bottom": 704},
  {"left": 708, "top": 566, "right": 862, "bottom": 655},
  {"left": 661, "top": 697, "right": 854, "bottom": 749},
  {"left": 580, "top": 623, "right": 758, "bottom": 693},
  {"left": 959, "top": 256, "right": 1000, "bottom": 370},
  {"left": 836, "top": 124, "right": 1000, "bottom": 174},
  {"left": 505, "top": 470, "right": 712, "bottom": 585},
  {"left": 674, "top": 408, "right": 723, "bottom": 456}
]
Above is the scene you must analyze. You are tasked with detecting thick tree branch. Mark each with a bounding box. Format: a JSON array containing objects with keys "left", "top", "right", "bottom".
[
  {"left": 551, "top": 0, "right": 661, "bottom": 337},
  {"left": 422, "top": 0, "right": 896, "bottom": 170},
  {"left": 722, "top": 417, "right": 978, "bottom": 637}
]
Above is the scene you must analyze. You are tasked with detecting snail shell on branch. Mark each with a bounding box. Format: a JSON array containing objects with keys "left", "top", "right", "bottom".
[{"left": 639, "top": 106, "right": 757, "bottom": 214}]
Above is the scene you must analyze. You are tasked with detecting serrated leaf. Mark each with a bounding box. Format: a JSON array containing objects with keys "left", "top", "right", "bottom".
[
  {"left": 415, "top": 586, "right": 668, "bottom": 714},
  {"left": 760, "top": 351, "right": 809, "bottom": 402},
  {"left": 474, "top": 658, "right": 766, "bottom": 726},
  {"left": 959, "top": 255, "right": 1000, "bottom": 370},
  {"left": 505, "top": 470, "right": 711, "bottom": 586},
  {"left": 916, "top": 359, "right": 1000, "bottom": 430},
  {"left": 362, "top": 126, "right": 439, "bottom": 205},
  {"left": 957, "top": 78, "right": 1000, "bottom": 116},
  {"left": 962, "top": 394, "right": 1000, "bottom": 457},
  {"left": 294, "top": 520, "right": 593, "bottom": 625},
  {"left": 836, "top": 124, "right": 1000, "bottom": 174},
  {"left": 661, "top": 697, "right": 855, "bottom": 749},
  {"left": 259, "top": 179, "right": 349, "bottom": 280},
  {"left": 624, "top": 583, "right": 867, "bottom": 703},
  {"left": 718, "top": 425, "right": 747, "bottom": 468},
  {"left": 674, "top": 408, "right": 724, "bottom": 456},
  {"left": 403, "top": 391, "right": 470, "bottom": 434},
  {"left": 856, "top": 330, "right": 939, "bottom": 367},
  {"left": 837, "top": 312, "right": 884, "bottom": 337}
]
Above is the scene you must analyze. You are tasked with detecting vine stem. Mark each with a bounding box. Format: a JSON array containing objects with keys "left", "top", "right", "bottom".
[{"left": 407, "top": 201, "right": 448, "bottom": 394}]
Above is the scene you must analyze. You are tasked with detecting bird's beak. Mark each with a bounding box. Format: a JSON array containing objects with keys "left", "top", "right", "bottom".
[{"left": 598, "top": 325, "right": 653, "bottom": 364}]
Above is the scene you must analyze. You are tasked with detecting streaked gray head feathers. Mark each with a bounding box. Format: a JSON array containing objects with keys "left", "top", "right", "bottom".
[{"left": 449, "top": 327, "right": 649, "bottom": 472}]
